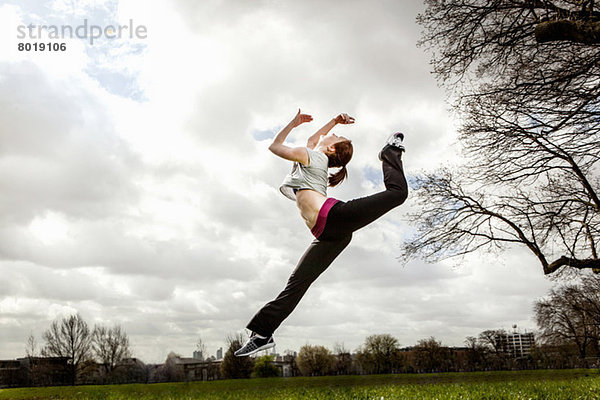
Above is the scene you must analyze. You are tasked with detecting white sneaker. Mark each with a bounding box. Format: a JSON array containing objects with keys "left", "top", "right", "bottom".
[
  {"left": 379, "top": 132, "right": 405, "bottom": 161},
  {"left": 234, "top": 333, "right": 275, "bottom": 357}
]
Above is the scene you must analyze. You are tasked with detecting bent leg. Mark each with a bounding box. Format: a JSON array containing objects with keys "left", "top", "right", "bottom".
[
  {"left": 324, "top": 146, "right": 408, "bottom": 237},
  {"left": 246, "top": 234, "right": 352, "bottom": 337}
]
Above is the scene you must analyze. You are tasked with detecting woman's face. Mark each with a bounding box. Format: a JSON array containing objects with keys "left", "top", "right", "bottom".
[{"left": 319, "top": 133, "right": 348, "bottom": 149}]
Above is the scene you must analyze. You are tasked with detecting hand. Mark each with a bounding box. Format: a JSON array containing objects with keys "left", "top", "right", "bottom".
[
  {"left": 291, "top": 108, "right": 313, "bottom": 127},
  {"left": 334, "top": 113, "right": 355, "bottom": 125}
]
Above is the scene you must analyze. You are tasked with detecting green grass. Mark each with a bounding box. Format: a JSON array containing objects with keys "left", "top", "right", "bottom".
[{"left": 0, "top": 369, "right": 598, "bottom": 400}]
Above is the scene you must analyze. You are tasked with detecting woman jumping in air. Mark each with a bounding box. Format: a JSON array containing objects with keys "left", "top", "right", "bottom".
[{"left": 235, "top": 109, "right": 408, "bottom": 356}]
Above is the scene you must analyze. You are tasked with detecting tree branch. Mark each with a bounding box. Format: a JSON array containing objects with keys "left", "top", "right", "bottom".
[{"left": 544, "top": 256, "right": 600, "bottom": 274}]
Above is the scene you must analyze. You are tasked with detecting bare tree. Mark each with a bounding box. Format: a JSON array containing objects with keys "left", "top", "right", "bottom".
[
  {"left": 333, "top": 342, "right": 348, "bottom": 355},
  {"left": 332, "top": 342, "right": 352, "bottom": 375},
  {"left": 356, "top": 334, "right": 402, "bottom": 374},
  {"left": 296, "top": 344, "right": 335, "bottom": 376},
  {"left": 413, "top": 337, "right": 451, "bottom": 373},
  {"left": 92, "top": 324, "right": 131, "bottom": 378},
  {"left": 534, "top": 278, "right": 600, "bottom": 361},
  {"left": 25, "top": 333, "right": 37, "bottom": 358},
  {"left": 41, "top": 313, "right": 92, "bottom": 385},
  {"left": 477, "top": 329, "right": 507, "bottom": 355},
  {"left": 195, "top": 335, "right": 208, "bottom": 361},
  {"left": 464, "top": 336, "right": 487, "bottom": 371},
  {"left": 407, "top": 0, "right": 600, "bottom": 276}
]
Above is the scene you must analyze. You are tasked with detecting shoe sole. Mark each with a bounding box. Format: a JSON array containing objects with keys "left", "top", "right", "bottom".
[
  {"left": 388, "top": 132, "right": 404, "bottom": 144},
  {"left": 379, "top": 144, "right": 404, "bottom": 161},
  {"left": 234, "top": 341, "right": 275, "bottom": 357}
]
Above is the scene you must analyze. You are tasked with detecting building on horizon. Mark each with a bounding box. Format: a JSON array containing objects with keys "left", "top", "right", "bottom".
[
  {"left": 494, "top": 328, "right": 535, "bottom": 358},
  {"left": 216, "top": 347, "right": 223, "bottom": 360},
  {"left": 192, "top": 350, "right": 203, "bottom": 361}
]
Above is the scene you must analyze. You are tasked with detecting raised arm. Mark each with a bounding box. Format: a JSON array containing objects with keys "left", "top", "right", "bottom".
[
  {"left": 306, "top": 113, "right": 355, "bottom": 149},
  {"left": 269, "top": 109, "right": 313, "bottom": 165}
]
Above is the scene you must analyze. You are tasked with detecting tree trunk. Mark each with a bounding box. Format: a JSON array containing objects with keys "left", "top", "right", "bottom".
[{"left": 535, "top": 20, "right": 600, "bottom": 44}]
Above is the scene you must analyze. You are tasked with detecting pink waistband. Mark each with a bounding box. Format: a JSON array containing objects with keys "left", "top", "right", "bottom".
[{"left": 311, "top": 198, "right": 339, "bottom": 238}]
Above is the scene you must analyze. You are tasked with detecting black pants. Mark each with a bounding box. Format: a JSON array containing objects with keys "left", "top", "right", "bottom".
[{"left": 246, "top": 146, "right": 408, "bottom": 337}]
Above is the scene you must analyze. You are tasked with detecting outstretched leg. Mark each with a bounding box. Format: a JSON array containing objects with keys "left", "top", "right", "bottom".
[
  {"left": 322, "top": 144, "right": 408, "bottom": 239},
  {"left": 245, "top": 234, "right": 352, "bottom": 338}
]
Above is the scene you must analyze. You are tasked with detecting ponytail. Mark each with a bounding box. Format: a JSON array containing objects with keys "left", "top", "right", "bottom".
[
  {"left": 328, "top": 166, "right": 348, "bottom": 187},
  {"left": 327, "top": 140, "right": 353, "bottom": 187}
]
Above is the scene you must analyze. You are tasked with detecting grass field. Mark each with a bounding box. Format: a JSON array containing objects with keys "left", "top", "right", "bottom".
[{"left": 0, "top": 369, "right": 598, "bottom": 400}]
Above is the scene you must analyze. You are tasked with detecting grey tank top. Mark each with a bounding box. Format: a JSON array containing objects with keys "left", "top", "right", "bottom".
[{"left": 280, "top": 148, "right": 329, "bottom": 201}]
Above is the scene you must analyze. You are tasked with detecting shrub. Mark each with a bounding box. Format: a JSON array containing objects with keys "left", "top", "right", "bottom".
[{"left": 252, "top": 355, "right": 280, "bottom": 378}]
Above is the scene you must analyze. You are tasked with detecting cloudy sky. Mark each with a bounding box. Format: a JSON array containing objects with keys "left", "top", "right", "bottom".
[{"left": 0, "top": 0, "right": 554, "bottom": 363}]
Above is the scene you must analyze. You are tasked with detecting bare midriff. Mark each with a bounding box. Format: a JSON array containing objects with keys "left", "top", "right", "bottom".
[{"left": 295, "top": 189, "right": 328, "bottom": 230}]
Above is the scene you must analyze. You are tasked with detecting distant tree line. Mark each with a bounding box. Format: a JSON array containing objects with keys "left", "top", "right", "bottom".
[
  {"left": 3, "top": 278, "right": 600, "bottom": 389},
  {"left": 219, "top": 329, "right": 597, "bottom": 381},
  {"left": 218, "top": 278, "right": 600, "bottom": 378}
]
